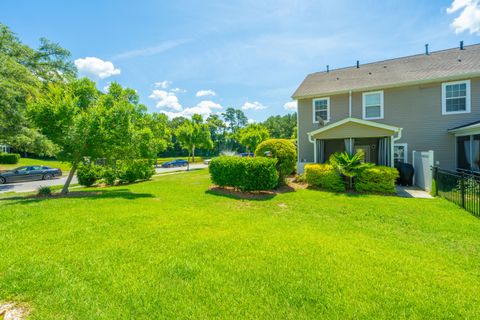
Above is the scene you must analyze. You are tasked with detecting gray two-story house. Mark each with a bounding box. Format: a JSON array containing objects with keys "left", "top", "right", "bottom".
[{"left": 293, "top": 43, "right": 480, "bottom": 189}]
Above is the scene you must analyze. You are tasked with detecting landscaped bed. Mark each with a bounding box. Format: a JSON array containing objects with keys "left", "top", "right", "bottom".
[{"left": 1, "top": 169, "right": 480, "bottom": 318}]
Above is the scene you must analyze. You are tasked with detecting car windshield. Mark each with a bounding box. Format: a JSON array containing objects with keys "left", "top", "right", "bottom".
[{"left": 14, "top": 166, "right": 28, "bottom": 173}]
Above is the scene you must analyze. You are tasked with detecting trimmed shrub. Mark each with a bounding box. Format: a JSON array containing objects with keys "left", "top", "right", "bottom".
[
  {"left": 117, "top": 159, "right": 155, "bottom": 183},
  {"left": 305, "top": 164, "right": 346, "bottom": 192},
  {"left": 355, "top": 166, "right": 399, "bottom": 194},
  {"left": 0, "top": 153, "right": 20, "bottom": 164},
  {"left": 209, "top": 156, "right": 278, "bottom": 192},
  {"left": 77, "top": 163, "right": 103, "bottom": 187},
  {"left": 37, "top": 186, "right": 52, "bottom": 197},
  {"left": 255, "top": 139, "right": 297, "bottom": 184},
  {"left": 102, "top": 167, "right": 117, "bottom": 186}
]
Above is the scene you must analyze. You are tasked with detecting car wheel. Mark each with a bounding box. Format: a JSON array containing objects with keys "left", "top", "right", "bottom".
[
  {"left": 0, "top": 177, "right": 6, "bottom": 184},
  {"left": 169, "top": 164, "right": 173, "bottom": 168},
  {"left": 43, "top": 174, "right": 53, "bottom": 180}
]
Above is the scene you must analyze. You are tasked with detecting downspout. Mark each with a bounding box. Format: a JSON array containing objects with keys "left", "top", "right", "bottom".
[{"left": 348, "top": 90, "right": 352, "bottom": 117}]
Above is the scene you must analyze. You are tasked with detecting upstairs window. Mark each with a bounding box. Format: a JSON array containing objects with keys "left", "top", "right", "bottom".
[
  {"left": 312, "top": 98, "right": 330, "bottom": 123},
  {"left": 362, "top": 91, "right": 384, "bottom": 120},
  {"left": 442, "top": 80, "right": 471, "bottom": 115}
]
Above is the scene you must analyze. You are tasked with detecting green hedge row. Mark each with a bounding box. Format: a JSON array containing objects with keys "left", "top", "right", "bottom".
[
  {"left": 304, "top": 164, "right": 346, "bottom": 192},
  {"left": 0, "top": 152, "right": 20, "bottom": 164},
  {"left": 209, "top": 156, "right": 278, "bottom": 192},
  {"left": 76, "top": 159, "right": 155, "bottom": 187},
  {"left": 355, "top": 166, "right": 399, "bottom": 194}
]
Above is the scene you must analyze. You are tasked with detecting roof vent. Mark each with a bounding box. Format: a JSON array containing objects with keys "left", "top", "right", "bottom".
[
  {"left": 460, "top": 41, "right": 464, "bottom": 50},
  {"left": 425, "top": 44, "right": 429, "bottom": 55},
  {"left": 356, "top": 60, "right": 360, "bottom": 68}
]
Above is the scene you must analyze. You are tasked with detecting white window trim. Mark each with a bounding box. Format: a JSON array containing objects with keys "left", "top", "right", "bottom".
[
  {"left": 394, "top": 143, "right": 408, "bottom": 164},
  {"left": 312, "top": 97, "right": 330, "bottom": 124},
  {"left": 442, "top": 80, "right": 471, "bottom": 115},
  {"left": 362, "top": 90, "right": 384, "bottom": 120}
]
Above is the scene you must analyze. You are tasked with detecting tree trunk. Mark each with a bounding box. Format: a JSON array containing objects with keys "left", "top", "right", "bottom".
[
  {"left": 62, "top": 162, "right": 77, "bottom": 194},
  {"left": 192, "top": 145, "right": 195, "bottom": 163}
]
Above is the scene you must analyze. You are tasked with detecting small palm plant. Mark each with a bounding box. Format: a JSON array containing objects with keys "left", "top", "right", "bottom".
[{"left": 329, "top": 151, "right": 373, "bottom": 189}]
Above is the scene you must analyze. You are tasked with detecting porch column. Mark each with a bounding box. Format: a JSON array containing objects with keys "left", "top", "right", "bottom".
[{"left": 390, "top": 135, "right": 394, "bottom": 167}]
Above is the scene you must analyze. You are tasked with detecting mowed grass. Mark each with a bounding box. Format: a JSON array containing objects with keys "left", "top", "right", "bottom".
[
  {"left": 0, "top": 170, "right": 479, "bottom": 319},
  {"left": 0, "top": 158, "right": 71, "bottom": 173}
]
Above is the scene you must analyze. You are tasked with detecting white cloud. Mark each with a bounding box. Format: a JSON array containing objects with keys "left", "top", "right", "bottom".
[
  {"left": 154, "top": 80, "right": 172, "bottom": 89},
  {"left": 149, "top": 90, "right": 182, "bottom": 111},
  {"left": 196, "top": 89, "right": 216, "bottom": 97},
  {"left": 241, "top": 101, "right": 268, "bottom": 111},
  {"left": 447, "top": 0, "right": 480, "bottom": 34},
  {"left": 283, "top": 100, "right": 297, "bottom": 111},
  {"left": 74, "top": 57, "right": 120, "bottom": 79},
  {"left": 171, "top": 87, "right": 186, "bottom": 93},
  {"left": 110, "top": 39, "right": 190, "bottom": 60},
  {"left": 160, "top": 100, "right": 223, "bottom": 119}
]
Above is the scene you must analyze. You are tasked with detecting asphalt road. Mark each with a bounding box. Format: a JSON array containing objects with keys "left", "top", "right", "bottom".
[{"left": 0, "top": 163, "right": 208, "bottom": 194}]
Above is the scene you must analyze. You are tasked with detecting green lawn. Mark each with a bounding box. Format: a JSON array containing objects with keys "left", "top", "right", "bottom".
[
  {"left": 0, "top": 170, "right": 479, "bottom": 319},
  {"left": 0, "top": 158, "right": 71, "bottom": 173}
]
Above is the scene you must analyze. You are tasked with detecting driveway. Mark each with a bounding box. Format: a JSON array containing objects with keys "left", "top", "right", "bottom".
[
  {"left": 0, "top": 175, "right": 78, "bottom": 194},
  {"left": 0, "top": 163, "right": 208, "bottom": 194}
]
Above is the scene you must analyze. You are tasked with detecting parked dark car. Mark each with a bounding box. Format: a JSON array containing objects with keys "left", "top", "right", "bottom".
[
  {"left": 0, "top": 166, "right": 62, "bottom": 184},
  {"left": 240, "top": 153, "right": 254, "bottom": 157},
  {"left": 161, "top": 159, "right": 189, "bottom": 168}
]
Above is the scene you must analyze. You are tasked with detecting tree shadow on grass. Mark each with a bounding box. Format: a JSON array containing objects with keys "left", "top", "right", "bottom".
[
  {"left": 206, "top": 185, "right": 296, "bottom": 201},
  {"left": 1, "top": 188, "right": 155, "bottom": 206}
]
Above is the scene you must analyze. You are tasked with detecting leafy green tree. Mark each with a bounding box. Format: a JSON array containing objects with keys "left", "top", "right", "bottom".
[
  {"left": 0, "top": 23, "right": 75, "bottom": 141},
  {"left": 28, "top": 79, "right": 152, "bottom": 194},
  {"left": 238, "top": 124, "right": 270, "bottom": 152},
  {"left": 221, "top": 108, "right": 247, "bottom": 151},
  {"left": 141, "top": 113, "right": 171, "bottom": 159},
  {"left": 262, "top": 113, "right": 297, "bottom": 139},
  {"left": 176, "top": 114, "right": 213, "bottom": 163},
  {"left": 9, "top": 127, "right": 59, "bottom": 157},
  {"left": 222, "top": 107, "right": 247, "bottom": 133},
  {"left": 206, "top": 114, "right": 227, "bottom": 154}
]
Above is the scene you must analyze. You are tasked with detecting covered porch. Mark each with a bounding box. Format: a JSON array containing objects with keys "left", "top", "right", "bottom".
[{"left": 308, "top": 118, "right": 402, "bottom": 167}]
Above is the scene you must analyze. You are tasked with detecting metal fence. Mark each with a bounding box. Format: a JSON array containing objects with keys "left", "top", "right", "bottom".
[{"left": 433, "top": 167, "right": 480, "bottom": 217}]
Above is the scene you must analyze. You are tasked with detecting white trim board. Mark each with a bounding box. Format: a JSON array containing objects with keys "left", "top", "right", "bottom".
[{"left": 308, "top": 117, "right": 402, "bottom": 137}]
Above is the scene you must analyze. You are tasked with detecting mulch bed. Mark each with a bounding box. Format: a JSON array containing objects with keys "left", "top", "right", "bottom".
[{"left": 208, "top": 179, "right": 305, "bottom": 200}]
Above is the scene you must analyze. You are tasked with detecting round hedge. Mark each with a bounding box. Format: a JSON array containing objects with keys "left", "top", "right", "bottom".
[{"left": 254, "top": 139, "right": 297, "bottom": 182}]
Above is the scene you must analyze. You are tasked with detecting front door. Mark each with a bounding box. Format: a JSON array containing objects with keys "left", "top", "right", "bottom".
[{"left": 355, "top": 145, "right": 371, "bottom": 163}]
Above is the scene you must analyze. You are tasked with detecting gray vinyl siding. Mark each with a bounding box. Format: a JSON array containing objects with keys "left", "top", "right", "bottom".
[{"left": 297, "top": 77, "right": 480, "bottom": 170}]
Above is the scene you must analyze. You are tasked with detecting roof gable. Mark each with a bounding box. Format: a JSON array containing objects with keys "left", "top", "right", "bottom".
[{"left": 293, "top": 44, "right": 480, "bottom": 99}]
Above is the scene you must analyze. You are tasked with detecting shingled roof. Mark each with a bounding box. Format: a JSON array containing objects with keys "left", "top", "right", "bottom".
[{"left": 292, "top": 44, "right": 480, "bottom": 99}]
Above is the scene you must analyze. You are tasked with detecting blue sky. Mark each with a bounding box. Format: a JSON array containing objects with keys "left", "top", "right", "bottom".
[{"left": 1, "top": 0, "right": 479, "bottom": 122}]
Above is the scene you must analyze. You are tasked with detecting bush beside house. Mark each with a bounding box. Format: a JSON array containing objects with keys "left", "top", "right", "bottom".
[
  {"left": 255, "top": 139, "right": 296, "bottom": 184},
  {"left": 355, "top": 166, "right": 399, "bottom": 194},
  {"left": 209, "top": 156, "right": 278, "bottom": 192},
  {"left": 0, "top": 152, "right": 20, "bottom": 164},
  {"left": 304, "top": 164, "right": 346, "bottom": 192}
]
